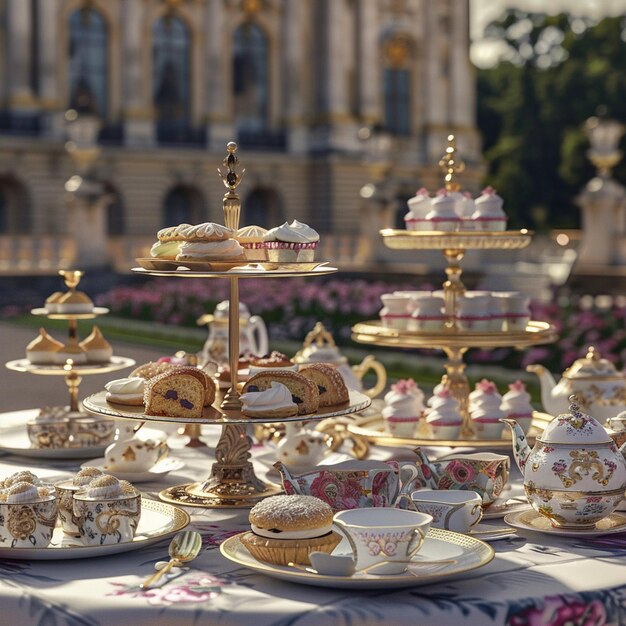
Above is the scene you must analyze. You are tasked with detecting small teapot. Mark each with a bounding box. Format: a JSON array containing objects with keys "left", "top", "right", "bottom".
[
  {"left": 292, "top": 322, "right": 387, "bottom": 398},
  {"left": 527, "top": 346, "right": 626, "bottom": 421},
  {"left": 502, "top": 395, "right": 626, "bottom": 529},
  {"left": 275, "top": 422, "right": 331, "bottom": 469},
  {"left": 197, "top": 300, "right": 268, "bottom": 365}
]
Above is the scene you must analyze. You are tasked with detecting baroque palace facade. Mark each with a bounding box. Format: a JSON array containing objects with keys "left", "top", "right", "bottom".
[{"left": 0, "top": 0, "right": 481, "bottom": 266}]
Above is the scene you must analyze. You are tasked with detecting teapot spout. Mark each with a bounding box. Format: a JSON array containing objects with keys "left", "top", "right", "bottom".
[
  {"left": 273, "top": 461, "right": 294, "bottom": 483},
  {"left": 500, "top": 419, "right": 532, "bottom": 472},
  {"left": 526, "top": 364, "right": 560, "bottom": 415},
  {"left": 412, "top": 448, "right": 444, "bottom": 489}
]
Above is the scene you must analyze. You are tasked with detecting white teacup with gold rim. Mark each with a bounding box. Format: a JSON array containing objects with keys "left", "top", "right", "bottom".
[
  {"left": 333, "top": 508, "right": 432, "bottom": 574},
  {"left": 409, "top": 489, "right": 483, "bottom": 533},
  {"left": 73, "top": 475, "right": 141, "bottom": 545}
]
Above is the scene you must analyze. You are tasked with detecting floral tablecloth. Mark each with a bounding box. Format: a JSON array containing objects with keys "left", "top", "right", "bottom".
[{"left": 1, "top": 419, "right": 626, "bottom": 626}]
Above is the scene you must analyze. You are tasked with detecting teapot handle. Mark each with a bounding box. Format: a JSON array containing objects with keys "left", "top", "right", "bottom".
[
  {"left": 249, "top": 315, "right": 269, "bottom": 356},
  {"left": 352, "top": 355, "right": 387, "bottom": 398}
]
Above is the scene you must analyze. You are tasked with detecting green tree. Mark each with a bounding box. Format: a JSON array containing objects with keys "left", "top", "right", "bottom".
[{"left": 477, "top": 12, "right": 626, "bottom": 230}]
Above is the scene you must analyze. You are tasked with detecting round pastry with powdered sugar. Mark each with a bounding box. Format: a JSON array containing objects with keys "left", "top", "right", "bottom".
[{"left": 241, "top": 495, "right": 340, "bottom": 565}]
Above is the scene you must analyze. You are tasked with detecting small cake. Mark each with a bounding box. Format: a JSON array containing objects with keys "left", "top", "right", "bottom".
[
  {"left": 382, "top": 379, "right": 424, "bottom": 438},
  {"left": 240, "top": 381, "right": 299, "bottom": 418},
  {"left": 130, "top": 361, "right": 177, "bottom": 380},
  {"left": 262, "top": 220, "right": 320, "bottom": 262},
  {"left": 240, "top": 494, "right": 341, "bottom": 565},
  {"left": 150, "top": 239, "right": 181, "bottom": 260},
  {"left": 45, "top": 291, "right": 63, "bottom": 313},
  {"left": 26, "top": 328, "right": 63, "bottom": 364},
  {"left": 471, "top": 186, "right": 507, "bottom": 231},
  {"left": 243, "top": 370, "right": 319, "bottom": 415},
  {"left": 55, "top": 467, "right": 105, "bottom": 536},
  {"left": 79, "top": 326, "right": 113, "bottom": 363},
  {"left": 156, "top": 223, "right": 193, "bottom": 242},
  {"left": 424, "top": 190, "right": 462, "bottom": 232},
  {"left": 144, "top": 368, "right": 207, "bottom": 418},
  {"left": 105, "top": 377, "right": 146, "bottom": 406},
  {"left": 54, "top": 342, "right": 87, "bottom": 365},
  {"left": 469, "top": 379, "right": 505, "bottom": 438},
  {"left": 55, "top": 290, "right": 94, "bottom": 314},
  {"left": 298, "top": 363, "right": 350, "bottom": 407},
  {"left": 426, "top": 389, "right": 463, "bottom": 439},
  {"left": 404, "top": 188, "right": 432, "bottom": 231},
  {"left": 500, "top": 380, "right": 534, "bottom": 434},
  {"left": 236, "top": 225, "right": 269, "bottom": 261},
  {"left": 249, "top": 351, "right": 297, "bottom": 373},
  {"left": 456, "top": 191, "right": 476, "bottom": 229},
  {"left": 173, "top": 222, "right": 246, "bottom": 262},
  {"left": 3, "top": 470, "right": 44, "bottom": 488}
]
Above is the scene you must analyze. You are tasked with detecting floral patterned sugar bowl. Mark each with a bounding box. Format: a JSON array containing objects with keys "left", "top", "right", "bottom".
[{"left": 502, "top": 395, "right": 626, "bottom": 529}]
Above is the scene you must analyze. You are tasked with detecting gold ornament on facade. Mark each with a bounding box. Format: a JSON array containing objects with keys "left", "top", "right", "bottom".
[
  {"left": 385, "top": 36, "right": 411, "bottom": 67},
  {"left": 242, "top": 0, "right": 263, "bottom": 14}
]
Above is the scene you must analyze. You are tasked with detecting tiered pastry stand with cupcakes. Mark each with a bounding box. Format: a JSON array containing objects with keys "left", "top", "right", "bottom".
[
  {"left": 83, "top": 143, "right": 371, "bottom": 508},
  {"left": 6, "top": 269, "right": 135, "bottom": 413},
  {"left": 350, "top": 136, "right": 557, "bottom": 455}
]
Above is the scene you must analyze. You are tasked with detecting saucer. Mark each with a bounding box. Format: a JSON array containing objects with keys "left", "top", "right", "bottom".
[
  {"left": 482, "top": 497, "right": 530, "bottom": 520},
  {"left": 504, "top": 508, "right": 626, "bottom": 537},
  {"left": 468, "top": 523, "right": 517, "bottom": 541},
  {"left": 220, "top": 528, "right": 494, "bottom": 590},
  {"left": 81, "top": 457, "right": 185, "bottom": 483}
]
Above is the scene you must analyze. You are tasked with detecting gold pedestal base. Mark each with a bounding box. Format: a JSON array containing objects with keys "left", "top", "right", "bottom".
[{"left": 159, "top": 481, "right": 282, "bottom": 508}]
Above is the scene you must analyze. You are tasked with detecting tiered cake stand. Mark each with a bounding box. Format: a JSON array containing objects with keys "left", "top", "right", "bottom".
[
  {"left": 83, "top": 144, "right": 371, "bottom": 508},
  {"left": 351, "top": 178, "right": 557, "bottom": 450},
  {"left": 6, "top": 270, "right": 134, "bottom": 412}
]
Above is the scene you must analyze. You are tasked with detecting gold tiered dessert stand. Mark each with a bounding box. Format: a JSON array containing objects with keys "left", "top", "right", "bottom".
[
  {"left": 83, "top": 143, "right": 370, "bottom": 508},
  {"left": 350, "top": 136, "right": 557, "bottom": 451},
  {"left": 6, "top": 270, "right": 135, "bottom": 412}
]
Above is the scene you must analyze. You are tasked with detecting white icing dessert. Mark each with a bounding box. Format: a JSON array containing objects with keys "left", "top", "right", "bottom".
[
  {"left": 105, "top": 377, "right": 145, "bottom": 405},
  {"left": 176, "top": 238, "right": 246, "bottom": 261},
  {"left": 500, "top": 380, "right": 534, "bottom": 434},
  {"left": 26, "top": 328, "right": 63, "bottom": 364},
  {"left": 425, "top": 190, "right": 462, "bottom": 232},
  {"left": 55, "top": 290, "right": 94, "bottom": 314},
  {"left": 382, "top": 379, "right": 424, "bottom": 437},
  {"left": 54, "top": 343, "right": 88, "bottom": 365},
  {"left": 262, "top": 220, "right": 320, "bottom": 262},
  {"left": 80, "top": 326, "right": 113, "bottom": 363},
  {"left": 240, "top": 381, "right": 298, "bottom": 418},
  {"left": 456, "top": 191, "right": 476, "bottom": 229},
  {"left": 84, "top": 475, "right": 125, "bottom": 500},
  {"left": 150, "top": 240, "right": 181, "bottom": 260},
  {"left": 469, "top": 379, "right": 505, "bottom": 438},
  {"left": 45, "top": 291, "right": 64, "bottom": 313},
  {"left": 72, "top": 467, "right": 105, "bottom": 487},
  {"left": 471, "top": 186, "right": 507, "bottom": 231},
  {"left": 426, "top": 389, "right": 463, "bottom": 439},
  {"left": 236, "top": 225, "right": 269, "bottom": 261},
  {"left": 404, "top": 188, "right": 432, "bottom": 231}
]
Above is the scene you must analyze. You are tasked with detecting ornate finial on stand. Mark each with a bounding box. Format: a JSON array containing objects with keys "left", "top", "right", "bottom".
[
  {"left": 217, "top": 142, "right": 245, "bottom": 231},
  {"left": 438, "top": 134, "right": 465, "bottom": 192}
]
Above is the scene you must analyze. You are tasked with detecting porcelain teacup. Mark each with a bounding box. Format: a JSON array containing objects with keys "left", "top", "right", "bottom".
[
  {"left": 274, "top": 460, "right": 400, "bottom": 511},
  {"left": 0, "top": 488, "right": 57, "bottom": 548},
  {"left": 333, "top": 508, "right": 432, "bottom": 574},
  {"left": 68, "top": 415, "right": 116, "bottom": 448},
  {"left": 409, "top": 489, "right": 483, "bottom": 533},
  {"left": 27, "top": 418, "right": 71, "bottom": 449}
]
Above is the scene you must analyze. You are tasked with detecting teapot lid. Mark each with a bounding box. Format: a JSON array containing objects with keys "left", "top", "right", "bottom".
[
  {"left": 293, "top": 322, "right": 343, "bottom": 364},
  {"left": 539, "top": 395, "right": 612, "bottom": 444},
  {"left": 562, "top": 346, "right": 621, "bottom": 379}
]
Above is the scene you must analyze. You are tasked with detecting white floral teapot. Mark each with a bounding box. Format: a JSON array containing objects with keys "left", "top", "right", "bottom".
[
  {"left": 292, "top": 322, "right": 386, "bottom": 398},
  {"left": 197, "top": 300, "right": 268, "bottom": 365},
  {"left": 527, "top": 346, "right": 626, "bottom": 421},
  {"left": 502, "top": 395, "right": 626, "bottom": 529}
]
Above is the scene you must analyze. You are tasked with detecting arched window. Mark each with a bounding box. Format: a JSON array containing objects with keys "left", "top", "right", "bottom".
[
  {"left": 244, "top": 188, "right": 283, "bottom": 229},
  {"left": 68, "top": 8, "right": 108, "bottom": 115},
  {"left": 103, "top": 183, "right": 125, "bottom": 236},
  {"left": 233, "top": 22, "right": 269, "bottom": 135},
  {"left": 162, "top": 185, "right": 205, "bottom": 227},
  {"left": 382, "top": 35, "right": 412, "bottom": 136},
  {"left": 0, "top": 177, "right": 30, "bottom": 234},
  {"left": 153, "top": 15, "right": 191, "bottom": 141}
]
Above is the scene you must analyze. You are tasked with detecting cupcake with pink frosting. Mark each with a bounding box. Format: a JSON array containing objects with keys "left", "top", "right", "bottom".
[
  {"left": 404, "top": 188, "right": 432, "bottom": 231},
  {"left": 500, "top": 380, "right": 534, "bottom": 434},
  {"left": 382, "top": 379, "right": 425, "bottom": 437},
  {"left": 426, "top": 389, "right": 463, "bottom": 439},
  {"left": 425, "top": 189, "right": 462, "bottom": 232},
  {"left": 471, "top": 187, "right": 507, "bottom": 231},
  {"left": 469, "top": 379, "right": 505, "bottom": 439}
]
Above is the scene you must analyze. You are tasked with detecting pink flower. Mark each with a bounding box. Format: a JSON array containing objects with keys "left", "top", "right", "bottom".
[
  {"left": 508, "top": 596, "right": 606, "bottom": 626},
  {"left": 445, "top": 460, "right": 476, "bottom": 484}
]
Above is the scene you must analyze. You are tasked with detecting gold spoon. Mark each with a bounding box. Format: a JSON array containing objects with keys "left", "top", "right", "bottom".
[{"left": 140, "top": 530, "right": 202, "bottom": 590}]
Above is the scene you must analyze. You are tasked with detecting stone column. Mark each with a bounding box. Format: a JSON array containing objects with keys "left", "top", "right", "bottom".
[
  {"left": 121, "top": 0, "right": 154, "bottom": 147},
  {"left": 356, "top": 0, "right": 379, "bottom": 125},
  {"left": 205, "top": 0, "right": 234, "bottom": 150},
  {"left": 6, "top": 0, "right": 34, "bottom": 109},
  {"left": 576, "top": 177, "right": 626, "bottom": 265},
  {"left": 283, "top": 0, "right": 307, "bottom": 153}
]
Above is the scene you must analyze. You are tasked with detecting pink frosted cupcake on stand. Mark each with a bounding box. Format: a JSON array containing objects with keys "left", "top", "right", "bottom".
[
  {"left": 404, "top": 188, "right": 432, "bottom": 231},
  {"left": 262, "top": 220, "right": 319, "bottom": 262},
  {"left": 469, "top": 379, "right": 505, "bottom": 439},
  {"left": 500, "top": 380, "right": 534, "bottom": 434},
  {"left": 471, "top": 187, "right": 507, "bottom": 231},
  {"left": 425, "top": 190, "right": 462, "bottom": 232},
  {"left": 382, "top": 379, "right": 425, "bottom": 438},
  {"left": 456, "top": 192, "right": 476, "bottom": 230},
  {"left": 426, "top": 389, "right": 463, "bottom": 439}
]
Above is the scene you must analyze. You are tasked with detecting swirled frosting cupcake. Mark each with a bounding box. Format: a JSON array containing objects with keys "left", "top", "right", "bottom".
[
  {"left": 105, "top": 377, "right": 146, "bottom": 406},
  {"left": 500, "top": 380, "right": 533, "bottom": 434},
  {"left": 262, "top": 220, "right": 320, "bottom": 262},
  {"left": 469, "top": 379, "right": 505, "bottom": 438},
  {"left": 471, "top": 186, "right": 507, "bottom": 231},
  {"left": 404, "top": 188, "right": 432, "bottom": 231},
  {"left": 236, "top": 225, "right": 269, "bottom": 261},
  {"left": 382, "top": 379, "right": 424, "bottom": 437},
  {"left": 240, "top": 381, "right": 298, "bottom": 418},
  {"left": 426, "top": 389, "right": 462, "bottom": 439},
  {"left": 425, "top": 190, "right": 461, "bottom": 232}
]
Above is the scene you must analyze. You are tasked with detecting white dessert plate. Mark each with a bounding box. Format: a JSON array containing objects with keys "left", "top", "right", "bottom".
[
  {"left": 220, "top": 528, "right": 494, "bottom": 589},
  {"left": 0, "top": 498, "right": 190, "bottom": 560},
  {"left": 504, "top": 508, "right": 626, "bottom": 537},
  {"left": 81, "top": 457, "right": 185, "bottom": 483}
]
